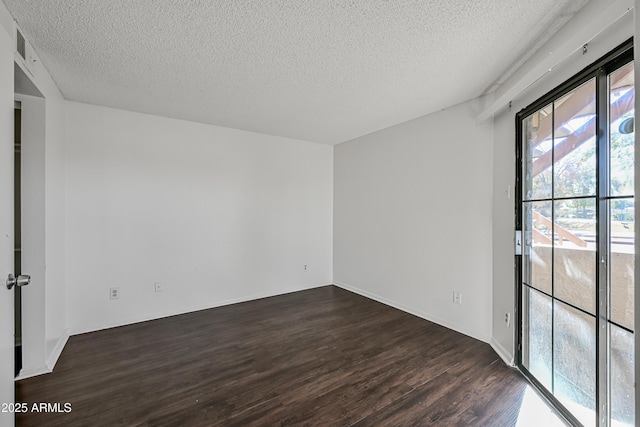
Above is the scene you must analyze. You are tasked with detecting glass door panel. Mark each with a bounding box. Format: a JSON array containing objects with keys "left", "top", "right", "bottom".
[
  {"left": 523, "top": 104, "right": 553, "bottom": 201},
  {"left": 610, "top": 203, "right": 634, "bottom": 330},
  {"left": 553, "top": 300, "right": 596, "bottom": 427},
  {"left": 553, "top": 80, "right": 597, "bottom": 199},
  {"left": 609, "top": 61, "right": 634, "bottom": 198},
  {"left": 523, "top": 201, "right": 552, "bottom": 294},
  {"left": 522, "top": 285, "right": 552, "bottom": 390},
  {"left": 608, "top": 61, "right": 634, "bottom": 427},
  {"left": 553, "top": 198, "right": 596, "bottom": 314},
  {"left": 610, "top": 325, "right": 634, "bottom": 426}
]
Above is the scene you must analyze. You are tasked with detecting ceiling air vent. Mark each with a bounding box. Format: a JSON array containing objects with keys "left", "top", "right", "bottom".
[
  {"left": 13, "top": 23, "right": 36, "bottom": 76},
  {"left": 16, "top": 27, "right": 25, "bottom": 60}
]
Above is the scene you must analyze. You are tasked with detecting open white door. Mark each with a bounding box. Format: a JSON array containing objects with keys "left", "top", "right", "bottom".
[{"left": 0, "top": 25, "right": 14, "bottom": 427}]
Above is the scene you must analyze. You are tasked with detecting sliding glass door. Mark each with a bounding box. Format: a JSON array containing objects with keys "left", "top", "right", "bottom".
[{"left": 517, "top": 41, "right": 634, "bottom": 427}]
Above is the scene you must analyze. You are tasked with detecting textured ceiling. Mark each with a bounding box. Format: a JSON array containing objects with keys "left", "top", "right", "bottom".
[{"left": 4, "top": 0, "right": 587, "bottom": 144}]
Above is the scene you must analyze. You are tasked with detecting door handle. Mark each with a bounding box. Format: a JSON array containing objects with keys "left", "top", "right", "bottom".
[
  {"left": 515, "top": 230, "right": 522, "bottom": 255},
  {"left": 6, "top": 274, "right": 30, "bottom": 290}
]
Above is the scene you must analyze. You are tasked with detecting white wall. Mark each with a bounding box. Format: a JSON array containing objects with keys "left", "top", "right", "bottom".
[
  {"left": 43, "top": 88, "right": 67, "bottom": 367},
  {"left": 64, "top": 101, "right": 333, "bottom": 334},
  {"left": 334, "top": 100, "right": 494, "bottom": 342},
  {"left": 490, "top": 9, "right": 634, "bottom": 363}
]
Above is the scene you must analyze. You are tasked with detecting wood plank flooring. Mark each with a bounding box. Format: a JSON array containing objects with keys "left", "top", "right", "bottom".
[{"left": 16, "top": 285, "right": 564, "bottom": 426}]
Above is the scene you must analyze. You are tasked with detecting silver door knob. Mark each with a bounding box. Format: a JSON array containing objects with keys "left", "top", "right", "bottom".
[{"left": 6, "top": 274, "right": 30, "bottom": 290}]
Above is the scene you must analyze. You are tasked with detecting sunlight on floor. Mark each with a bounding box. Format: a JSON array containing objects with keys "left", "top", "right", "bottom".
[
  {"left": 515, "top": 384, "right": 635, "bottom": 427},
  {"left": 516, "top": 387, "right": 567, "bottom": 427}
]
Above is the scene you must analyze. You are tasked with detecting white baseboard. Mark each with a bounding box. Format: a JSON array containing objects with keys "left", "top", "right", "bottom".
[
  {"left": 15, "top": 329, "right": 71, "bottom": 381},
  {"left": 70, "top": 283, "right": 334, "bottom": 336},
  {"left": 15, "top": 364, "right": 49, "bottom": 381},
  {"left": 490, "top": 337, "right": 514, "bottom": 366},
  {"left": 19, "top": 286, "right": 334, "bottom": 380},
  {"left": 46, "top": 329, "right": 70, "bottom": 371},
  {"left": 333, "top": 281, "right": 489, "bottom": 344}
]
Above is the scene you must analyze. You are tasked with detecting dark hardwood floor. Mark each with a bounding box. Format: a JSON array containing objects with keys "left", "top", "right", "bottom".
[{"left": 16, "top": 285, "right": 563, "bottom": 426}]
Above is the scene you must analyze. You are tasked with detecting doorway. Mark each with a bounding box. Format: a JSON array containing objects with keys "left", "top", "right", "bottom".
[
  {"left": 14, "top": 101, "right": 21, "bottom": 377},
  {"left": 516, "top": 40, "right": 635, "bottom": 427},
  {"left": 13, "top": 64, "right": 46, "bottom": 379}
]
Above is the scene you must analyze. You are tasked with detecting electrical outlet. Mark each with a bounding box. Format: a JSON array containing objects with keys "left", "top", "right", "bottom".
[
  {"left": 109, "top": 287, "right": 120, "bottom": 300},
  {"left": 154, "top": 282, "right": 162, "bottom": 293},
  {"left": 505, "top": 313, "right": 511, "bottom": 328},
  {"left": 304, "top": 265, "right": 308, "bottom": 271},
  {"left": 453, "top": 291, "right": 462, "bottom": 305}
]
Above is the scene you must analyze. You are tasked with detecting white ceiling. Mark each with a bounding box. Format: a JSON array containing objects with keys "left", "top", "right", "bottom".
[{"left": 4, "top": 0, "right": 588, "bottom": 145}]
